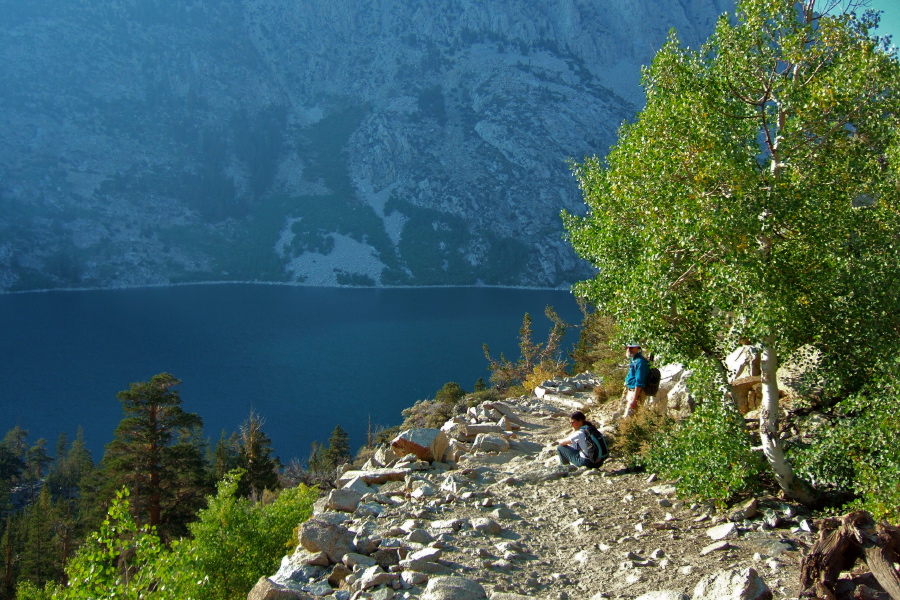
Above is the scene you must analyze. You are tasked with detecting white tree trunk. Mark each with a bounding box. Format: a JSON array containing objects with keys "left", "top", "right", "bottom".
[{"left": 759, "top": 336, "right": 814, "bottom": 504}]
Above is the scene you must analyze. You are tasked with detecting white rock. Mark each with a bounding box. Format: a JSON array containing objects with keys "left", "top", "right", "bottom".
[
  {"left": 700, "top": 540, "right": 732, "bottom": 556},
  {"left": 343, "top": 476, "right": 378, "bottom": 495},
  {"left": 343, "top": 553, "right": 377, "bottom": 568},
  {"left": 471, "top": 517, "right": 502, "bottom": 535},
  {"left": 422, "top": 576, "right": 487, "bottom": 600},
  {"left": 707, "top": 523, "right": 738, "bottom": 541},
  {"left": 573, "top": 549, "right": 594, "bottom": 564},
  {"left": 692, "top": 568, "right": 772, "bottom": 600},
  {"left": 729, "top": 498, "right": 758, "bottom": 522},
  {"left": 472, "top": 433, "right": 510, "bottom": 453},
  {"left": 408, "top": 547, "right": 443, "bottom": 562},
  {"left": 402, "top": 571, "right": 429, "bottom": 586},
  {"left": 357, "top": 565, "right": 396, "bottom": 590}
]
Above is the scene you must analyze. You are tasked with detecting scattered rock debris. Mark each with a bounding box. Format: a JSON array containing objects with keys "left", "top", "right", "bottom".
[{"left": 250, "top": 382, "right": 888, "bottom": 600}]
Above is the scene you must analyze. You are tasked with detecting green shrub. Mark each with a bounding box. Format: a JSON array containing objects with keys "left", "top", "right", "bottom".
[
  {"left": 468, "top": 388, "right": 501, "bottom": 407},
  {"left": 435, "top": 382, "right": 466, "bottom": 404},
  {"left": 793, "top": 361, "right": 900, "bottom": 524},
  {"left": 645, "top": 364, "right": 765, "bottom": 507},
  {"left": 33, "top": 475, "right": 318, "bottom": 600},
  {"left": 26, "top": 488, "right": 168, "bottom": 600},
  {"left": 160, "top": 471, "right": 318, "bottom": 600},
  {"left": 613, "top": 407, "right": 675, "bottom": 468},
  {"left": 401, "top": 397, "right": 464, "bottom": 429}
]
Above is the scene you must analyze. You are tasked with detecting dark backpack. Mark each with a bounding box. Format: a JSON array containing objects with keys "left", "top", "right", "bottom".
[
  {"left": 581, "top": 424, "right": 609, "bottom": 465},
  {"left": 644, "top": 367, "right": 662, "bottom": 396}
]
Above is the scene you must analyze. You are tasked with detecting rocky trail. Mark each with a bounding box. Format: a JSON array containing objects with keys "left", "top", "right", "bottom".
[{"left": 250, "top": 381, "right": 892, "bottom": 600}]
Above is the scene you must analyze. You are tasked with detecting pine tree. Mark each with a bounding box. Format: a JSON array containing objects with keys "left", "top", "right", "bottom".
[
  {"left": 235, "top": 412, "right": 281, "bottom": 499},
  {"left": 2, "top": 516, "right": 13, "bottom": 600},
  {"left": 97, "top": 373, "right": 212, "bottom": 538},
  {"left": 322, "top": 425, "right": 351, "bottom": 473},
  {"left": 2, "top": 427, "right": 28, "bottom": 463},
  {"left": 46, "top": 427, "right": 93, "bottom": 502},
  {"left": 212, "top": 430, "right": 240, "bottom": 482},
  {"left": 24, "top": 439, "right": 51, "bottom": 503},
  {"left": 16, "top": 487, "right": 66, "bottom": 588},
  {"left": 0, "top": 448, "right": 23, "bottom": 514},
  {"left": 54, "top": 433, "right": 69, "bottom": 465},
  {"left": 435, "top": 382, "right": 465, "bottom": 404},
  {"left": 305, "top": 442, "right": 327, "bottom": 483}
]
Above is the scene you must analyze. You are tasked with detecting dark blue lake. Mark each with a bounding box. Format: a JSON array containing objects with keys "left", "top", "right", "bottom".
[{"left": 0, "top": 285, "right": 581, "bottom": 463}]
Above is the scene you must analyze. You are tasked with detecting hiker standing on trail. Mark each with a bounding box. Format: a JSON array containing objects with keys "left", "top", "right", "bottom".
[
  {"left": 623, "top": 344, "right": 650, "bottom": 418},
  {"left": 553, "top": 411, "right": 607, "bottom": 468}
]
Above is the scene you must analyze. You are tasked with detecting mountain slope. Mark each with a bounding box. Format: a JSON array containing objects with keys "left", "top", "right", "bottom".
[{"left": 0, "top": 0, "right": 732, "bottom": 291}]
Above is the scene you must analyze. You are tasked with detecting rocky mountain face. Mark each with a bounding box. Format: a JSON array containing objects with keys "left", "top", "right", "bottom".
[{"left": 0, "top": 0, "right": 732, "bottom": 292}]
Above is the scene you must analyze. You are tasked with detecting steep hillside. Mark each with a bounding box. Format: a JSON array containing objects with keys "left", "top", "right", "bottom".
[{"left": 0, "top": 0, "right": 732, "bottom": 291}]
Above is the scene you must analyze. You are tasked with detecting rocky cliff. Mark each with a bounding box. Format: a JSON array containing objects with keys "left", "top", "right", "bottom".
[{"left": 0, "top": 0, "right": 732, "bottom": 291}]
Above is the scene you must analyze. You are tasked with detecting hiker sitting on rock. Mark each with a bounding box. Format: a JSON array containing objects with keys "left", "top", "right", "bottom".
[{"left": 553, "top": 411, "right": 608, "bottom": 468}]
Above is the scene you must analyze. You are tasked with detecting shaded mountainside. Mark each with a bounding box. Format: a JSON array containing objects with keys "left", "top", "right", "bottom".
[{"left": 0, "top": 0, "right": 731, "bottom": 292}]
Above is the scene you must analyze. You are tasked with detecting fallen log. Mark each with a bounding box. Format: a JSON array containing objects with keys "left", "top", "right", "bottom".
[{"left": 799, "top": 511, "right": 900, "bottom": 600}]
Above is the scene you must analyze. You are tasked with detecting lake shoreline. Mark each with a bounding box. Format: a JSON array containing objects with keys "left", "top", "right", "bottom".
[{"left": 1, "top": 279, "right": 578, "bottom": 296}]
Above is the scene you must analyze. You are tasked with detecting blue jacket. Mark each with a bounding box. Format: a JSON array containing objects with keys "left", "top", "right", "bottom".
[{"left": 626, "top": 353, "right": 650, "bottom": 389}]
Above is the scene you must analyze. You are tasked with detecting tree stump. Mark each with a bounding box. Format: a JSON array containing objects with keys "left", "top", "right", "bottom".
[{"left": 800, "top": 511, "right": 900, "bottom": 600}]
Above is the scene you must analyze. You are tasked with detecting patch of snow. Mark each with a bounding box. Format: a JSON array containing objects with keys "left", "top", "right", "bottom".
[{"left": 284, "top": 233, "right": 385, "bottom": 286}]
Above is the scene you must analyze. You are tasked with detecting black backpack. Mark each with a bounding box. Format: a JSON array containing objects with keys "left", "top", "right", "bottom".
[
  {"left": 645, "top": 367, "right": 662, "bottom": 396},
  {"left": 581, "top": 424, "right": 609, "bottom": 465}
]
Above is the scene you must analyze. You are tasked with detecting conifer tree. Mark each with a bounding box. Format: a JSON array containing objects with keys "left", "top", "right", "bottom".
[
  {"left": 46, "top": 427, "right": 93, "bottom": 502},
  {"left": 24, "top": 439, "right": 51, "bottom": 503},
  {"left": 212, "top": 430, "right": 240, "bottom": 481},
  {"left": 97, "top": 373, "right": 212, "bottom": 538},
  {"left": 2, "top": 516, "right": 13, "bottom": 600},
  {"left": 435, "top": 382, "right": 465, "bottom": 404},
  {"left": 54, "top": 433, "right": 69, "bottom": 465},
  {"left": 235, "top": 412, "right": 281, "bottom": 499},
  {"left": 0, "top": 448, "right": 23, "bottom": 513},
  {"left": 305, "top": 442, "right": 327, "bottom": 482},
  {"left": 323, "top": 425, "right": 351, "bottom": 472},
  {"left": 16, "top": 487, "right": 66, "bottom": 588},
  {"left": 2, "top": 427, "right": 28, "bottom": 464}
]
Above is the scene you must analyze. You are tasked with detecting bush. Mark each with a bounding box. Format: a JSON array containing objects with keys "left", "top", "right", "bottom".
[
  {"left": 31, "top": 475, "right": 319, "bottom": 600},
  {"left": 468, "top": 388, "right": 501, "bottom": 407},
  {"left": 160, "top": 472, "right": 318, "bottom": 600},
  {"left": 793, "top": 361, "right": 900, "bottom": 524},
  {"left": 25, "top": 488, "right": 169, "bottom": 600},
  {"left": 483, "top": 307, "right": 567, "bottom": 391},
  {"left": 522, "top": 362, "right": 568, "bottom": 397},
  {"left": 644, "top": 364, "right": 765, "bottom": 507},
  {"left": 401, "top": 398, "right": 463, "bottom": 429},
  {"left": 613, "top": 407, "right": 675, "bottom": 468},
  {"left": 435, "top": 382, "right": 466, "bottom": 404}
]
